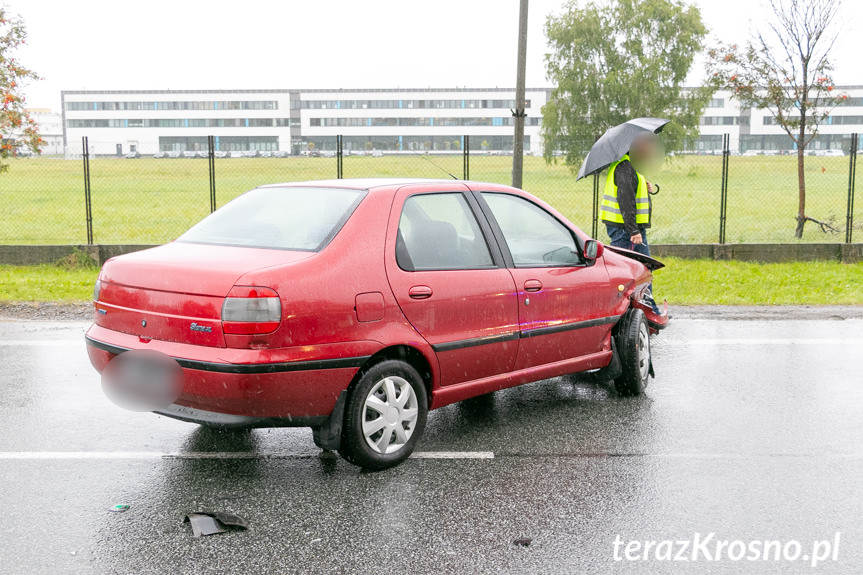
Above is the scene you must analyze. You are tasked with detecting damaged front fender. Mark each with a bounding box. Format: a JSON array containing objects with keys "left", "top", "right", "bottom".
[{"left": 631, "top": 298, "right": 670, "bottom": 333}]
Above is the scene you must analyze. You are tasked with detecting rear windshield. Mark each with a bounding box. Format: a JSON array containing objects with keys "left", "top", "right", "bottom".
[{"left": 177, "top": 186, "right": 366, "bottom": 251}]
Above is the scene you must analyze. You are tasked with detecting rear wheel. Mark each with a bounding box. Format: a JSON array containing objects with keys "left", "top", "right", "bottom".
[
  {"left": 613, "top": 309, "right": 651, "bottom": 396},
  {"left": 339, "top": 360, "right": 428, "bottom": 470}
]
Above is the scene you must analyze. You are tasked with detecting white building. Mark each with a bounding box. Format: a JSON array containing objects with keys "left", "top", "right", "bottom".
[
  {"left": 696, "top": 88, "right": 863, "bottom": 153},
  {"left": 25, "top": 108, "right": 64, "bottom": 156},
  {"left": 59, "top": 86, "right": 863, "bottom": 157},
  {"left": 61, "top": 88, "right": 548, "bottom": 157}
]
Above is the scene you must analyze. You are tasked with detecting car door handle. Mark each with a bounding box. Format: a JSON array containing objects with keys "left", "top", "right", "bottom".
[
  {"left": 524, "top": 280, "right": 543, "bottom": 292},
  {"left": 408, "top": 285, "right": 433, "bottom": 299}
]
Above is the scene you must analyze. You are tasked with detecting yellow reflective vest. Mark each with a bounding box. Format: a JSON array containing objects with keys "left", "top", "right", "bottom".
[{"left": 600, "top": 154, "right": 650, "bottom": 226}]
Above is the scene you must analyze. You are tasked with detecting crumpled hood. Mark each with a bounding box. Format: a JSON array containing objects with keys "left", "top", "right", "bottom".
[{"left": 604, "top": 244, "right": 665, "bottom": 271}]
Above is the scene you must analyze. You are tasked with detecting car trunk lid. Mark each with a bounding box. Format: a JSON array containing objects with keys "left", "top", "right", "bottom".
[{"left": 94, "top": 242, "right": 312, "bottom": 347}]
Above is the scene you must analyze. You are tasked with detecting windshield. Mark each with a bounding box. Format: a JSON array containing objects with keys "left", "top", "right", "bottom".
[{"left": 177, "top": 186, "right": 366, "bottom": 251}]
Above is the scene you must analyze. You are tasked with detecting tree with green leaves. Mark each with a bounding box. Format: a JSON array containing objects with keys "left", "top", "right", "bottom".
[
  {"left": 0, "top": 4, "right": 41, "bottom": 172},
  {"left": 541, "top": 0, "right": 711, "bottom": 166},
  {"left": 706, "top": 0, "right": 843, "bottom": 238}
]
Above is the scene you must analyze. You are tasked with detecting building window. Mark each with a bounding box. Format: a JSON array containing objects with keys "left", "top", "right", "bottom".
[
  {"left": 305, "top": 116, "right": 539, "bottom": 128},
  {"left": 700, "top": 116, "right": 740, "bottom": 126},
  {"left": 824, "top": 115, "right": 863, "bottom": 125},
  {"left": 158, "top": 136, "right": 278, "bottom": 152},
  {"left": 298, "top": 98, "right": 532, "bottom": 110},
  {"left": 66, "top": 117, "right": 290, "bottom": 128},
  {"left": 65, "top": 100, "right": 278, "bottom": 112}
]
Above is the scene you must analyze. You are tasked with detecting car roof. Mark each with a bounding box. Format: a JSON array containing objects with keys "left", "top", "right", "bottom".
[{"left": 257, "top": 178, "right": 520, "bottom": 193}]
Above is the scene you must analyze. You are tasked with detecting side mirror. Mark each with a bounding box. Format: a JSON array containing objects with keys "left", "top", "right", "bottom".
[{"left": 583, "top": 239, "right": 604, "bottom": 262}]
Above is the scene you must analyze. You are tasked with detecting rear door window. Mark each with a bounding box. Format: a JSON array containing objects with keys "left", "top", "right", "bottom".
[{"left": 397, "top": 193, "right": 495, "bottom": 271}]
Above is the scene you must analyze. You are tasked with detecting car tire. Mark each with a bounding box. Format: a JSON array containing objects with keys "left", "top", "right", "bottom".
[
  {"left": 613, "top": 308, "right": 651, "bottom": 396},
  {"left": 339, "top": 360, "right": 428, "bottom": 470}
]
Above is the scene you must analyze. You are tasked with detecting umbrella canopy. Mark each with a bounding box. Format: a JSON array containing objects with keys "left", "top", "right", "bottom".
[{"left": 576, "top": 117, "right": 670, "bottom": 181}]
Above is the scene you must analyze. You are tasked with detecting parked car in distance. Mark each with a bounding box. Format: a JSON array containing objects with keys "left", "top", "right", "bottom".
[
  {"left": 272, "top": 150, "right": 289, "bottom": 158},
  {"left": 214, "top": 151, "right": 229, "bottom": 159},
  {"left": 815, "top": 149, "right": 845, "bottom": 157},
  {"left": 153, "top": 152, "right": 167, "bottom": 159},
  {"left": 166, "top": 151, "right": 182, "bottom": 159},
  {"left": 123, "top": 151, "right": 140, "bottom": 159},
  {"left": 85, "top": 178, "right": 668, "bottom": 470}
]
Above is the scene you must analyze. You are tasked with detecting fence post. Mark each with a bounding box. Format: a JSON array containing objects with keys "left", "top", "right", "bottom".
[
  {"left": 82, "top": 136, "right": 93, "bottom": 244},
  {"left": 719, "top": 133, "right": 730, "bottom": 244},
  {"left": 463, "top": 135, "right": 470, "bottom": 180},
  {"left": 591, "top": 171, "right": 600, "bottom": 238},
  {"left": 590, "top": 134, "right": 600, "bottom": 239},
  {"left": 336, "top": 135, "right": 343, "bottom": 179},
  {"left": 846, "top": 133, "right": 858, "bottom": 244},
  {"left": 208, "top": 135, "right": 216, "bottom": 213}
]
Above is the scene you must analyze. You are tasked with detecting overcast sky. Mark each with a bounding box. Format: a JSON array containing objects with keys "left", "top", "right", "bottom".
[{"left": 6, "top": 0, "right": 862, "bottom": 111}]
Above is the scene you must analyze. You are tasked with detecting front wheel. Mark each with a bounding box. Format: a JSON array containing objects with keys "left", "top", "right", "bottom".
[
  {"left": 613, "top": 308, "right": 652, "bottom": 396},
  {"left": 339, "top": 360, "right": 428, "bottom": 470}
]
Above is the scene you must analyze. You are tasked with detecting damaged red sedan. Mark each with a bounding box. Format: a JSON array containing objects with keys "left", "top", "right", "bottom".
[{"left": 86, "top": 178, "right": 668, "bottom": 470}]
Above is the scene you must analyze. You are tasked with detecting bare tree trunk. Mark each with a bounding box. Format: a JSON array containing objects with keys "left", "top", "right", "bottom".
[
  {"left": 795, "top": 143, "right": 806, "bottom": 238},
  {"left": 794, "top": 105, "right": 807, "bottom": 239}
]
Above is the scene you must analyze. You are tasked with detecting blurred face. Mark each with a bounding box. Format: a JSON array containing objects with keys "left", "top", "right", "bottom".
[{"left": 630, "top": 134, "right": 664, "bottom": 175}]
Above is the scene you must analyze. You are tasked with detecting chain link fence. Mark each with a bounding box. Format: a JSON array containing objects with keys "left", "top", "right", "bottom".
[{"left": 1, "top": 133, "right": 859, "bottom": 246}]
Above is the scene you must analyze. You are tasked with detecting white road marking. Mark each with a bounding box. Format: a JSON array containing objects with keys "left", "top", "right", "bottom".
[
  {"left": 0, "top": 340, "right": 83, "bottom": 346},
  {"left": 663, "top": 338, "right": 863, "bottom": 346},
  {"left": 0, "top": 450, "right": 494, "bottom": 460},
  {"left": 411, "top": 451, "right": 494, "bottom": 459}
]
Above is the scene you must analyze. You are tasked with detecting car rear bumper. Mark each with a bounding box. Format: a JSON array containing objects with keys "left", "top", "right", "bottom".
[
  {"left": 85, "top": 324, "right": 376, "bottom": 424},
  {"left": 153, "top": 403, "right": 328, "bottom": 429}
]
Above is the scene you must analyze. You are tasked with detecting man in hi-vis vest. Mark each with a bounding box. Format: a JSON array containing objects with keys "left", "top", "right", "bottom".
[{"left": 601, "top": 132, "right": 662, "bottom": 312}]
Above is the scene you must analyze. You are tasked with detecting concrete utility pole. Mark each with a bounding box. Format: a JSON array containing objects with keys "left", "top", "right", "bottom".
[{"left": 512, "top": 0, "right": 529, "bottom": 189}]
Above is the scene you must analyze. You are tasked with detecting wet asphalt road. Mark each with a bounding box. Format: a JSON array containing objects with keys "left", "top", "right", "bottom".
[{"left": 1, "top": 316, "right": 862, "bottom": 574}]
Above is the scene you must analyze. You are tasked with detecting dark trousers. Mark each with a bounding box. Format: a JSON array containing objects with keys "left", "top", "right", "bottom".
[
  {"left": 605, "top": 224, "right": 659, "bottom": 313},
  {"left": 605, "top": 224, "right": 651, "bottom": 257}
]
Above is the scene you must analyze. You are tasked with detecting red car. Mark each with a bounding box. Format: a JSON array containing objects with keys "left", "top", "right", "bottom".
[{"left": 86, "top": 178, "right": 668, "bottom": 469}]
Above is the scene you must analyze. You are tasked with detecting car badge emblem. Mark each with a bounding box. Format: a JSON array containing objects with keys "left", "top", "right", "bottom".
[{"left": 190, "top": 323, "right": 212, "bottom": 333}]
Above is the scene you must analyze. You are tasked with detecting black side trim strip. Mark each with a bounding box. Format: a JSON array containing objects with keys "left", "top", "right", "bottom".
[
  {"left": 431, "top": 332, "right": 520, "bottom": 353},
  {"left": 85, "top": 335, "right": 369, "bottom": 374},
  {"left": 519, "top": 315, "right": 620, "bottom": 339},
  {"left": 428, "top": 314, "right": 621, "bottom": 352}
]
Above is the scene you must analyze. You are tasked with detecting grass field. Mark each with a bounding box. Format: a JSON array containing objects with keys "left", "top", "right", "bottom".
[
  {"left": 2, "top": 257, "right": 861, "bottom": 305},
  {"left": 1, "top": 153, "right": 860, "bottom": 245}
]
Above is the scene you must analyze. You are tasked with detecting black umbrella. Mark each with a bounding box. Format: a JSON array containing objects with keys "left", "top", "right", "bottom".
[{"left": 576, "top": 117, "right": 670, "bottom": 181}]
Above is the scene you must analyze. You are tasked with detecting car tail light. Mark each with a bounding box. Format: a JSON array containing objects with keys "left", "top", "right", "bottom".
[{"left": 222, "top": 286, "right": 281, "bottom": 335}]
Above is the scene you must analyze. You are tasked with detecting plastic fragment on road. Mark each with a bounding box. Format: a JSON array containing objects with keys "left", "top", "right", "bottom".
[
  {"left": 183, "top": 511, "right": 249, "bottom": 538},
  {"left": 513, "top": 537, "right": 532, "bottom": 547},
  {"left": 109, "top": 504, "right": 130, "bottom": 513}
]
